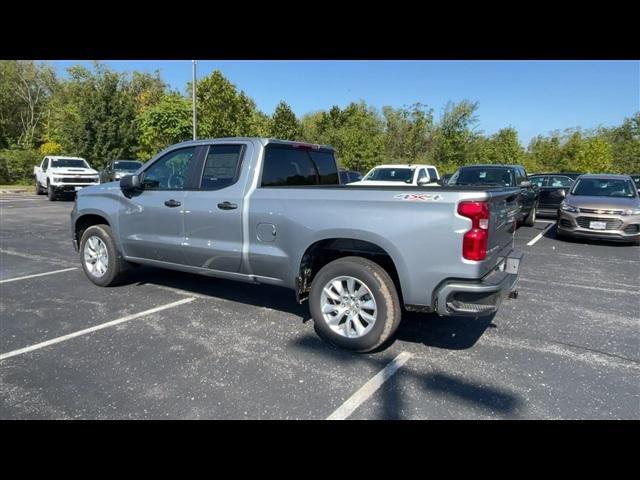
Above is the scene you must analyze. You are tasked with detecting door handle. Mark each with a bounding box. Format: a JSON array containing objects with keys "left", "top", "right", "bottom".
[
  {"left": 217, "top": 201, "right": 238, "bottom": 210},
  {"left": 164, "top": 199, "right": 181, "bottom": 208}
]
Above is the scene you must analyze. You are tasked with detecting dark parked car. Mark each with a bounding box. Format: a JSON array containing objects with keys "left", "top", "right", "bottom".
[
  {"left": 339, "top": 169, "right": 363, "bottom": 184},
  {"left": 448, "top": 164, "right": 539, "bottom": 226},
  {"left": 529, "top": 174, "right": 577, "bottom": 216},
  {"left": 99, "top": 160, "right": 143, "bottom": 184}
]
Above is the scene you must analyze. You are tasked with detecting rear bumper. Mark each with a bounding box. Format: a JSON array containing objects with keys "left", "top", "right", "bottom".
[{"left": 434, "top": 250, "right": 523, "bottom": 316}]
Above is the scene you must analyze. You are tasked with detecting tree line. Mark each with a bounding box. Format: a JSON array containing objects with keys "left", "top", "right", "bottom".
[{"left": 1, "top": 60, "right": 638, "bottom": 184}]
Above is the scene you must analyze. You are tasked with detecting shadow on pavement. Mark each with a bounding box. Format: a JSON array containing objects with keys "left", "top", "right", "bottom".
[
  {"left": 290, "top": 334, "right": 522, "bottom": 419},
  {"left": 396, "top": 311, "right": 496, "bottom": 350},
  {"left": 124, "top": 265, "right": 497, "bottom": 351},
  {"left": 124, "top": 266, "right": 312, "bottom": 320},
  {"left": 123, "top": 265, "right": 498, "bottom": 352}
]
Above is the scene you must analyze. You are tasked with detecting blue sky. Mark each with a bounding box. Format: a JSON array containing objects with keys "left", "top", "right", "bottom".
[{"left": 48, "top": 60, "right": 639, "bottom": 146}]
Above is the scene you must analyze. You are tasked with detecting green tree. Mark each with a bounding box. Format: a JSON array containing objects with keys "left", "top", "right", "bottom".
[
  {"left": 0, "top": 60, "right": 56, "bottom": 149},
  {"left": 573, "top": 136, "right": 614, "bottom": 173},
  {"left": 382, "top": 103, "right": 433, "bottom": 163},
  {"left": 601, "top": 113, "right": 640, "bottom": 173},
  {"left": 269, "top": 101, "right": 300, "bottom": 140},
  {"left": 526, "top": 134, "right": 563, "bottom": 172},
  {"left": 431, "top": 100, "right": 481, "bottom": 172},
  {"left": 314, "top": 102, "right": 385, "bottom": 172},
  {"left": 138, "top": 93, "right": 192, "bottom": 159},
  {"left": 195, "top": 70, "right": 264, "bottom": 138},
  {"left": 46, "top": 62, "right": 139, "bottom": 168},
  {"left": 472, "top": 127, "right": 525, "bottom": 166}
]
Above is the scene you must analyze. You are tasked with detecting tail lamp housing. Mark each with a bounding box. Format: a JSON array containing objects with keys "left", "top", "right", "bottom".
[{"left": 458, "top": 201, "right": 490, "bottom": 261}]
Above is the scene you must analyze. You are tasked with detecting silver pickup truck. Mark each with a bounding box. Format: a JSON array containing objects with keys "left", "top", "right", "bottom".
[{"left": 71, "top": 137, "right": 523, "bottom": 352}]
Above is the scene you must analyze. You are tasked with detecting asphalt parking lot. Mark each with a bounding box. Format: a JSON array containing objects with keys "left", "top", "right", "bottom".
[{"left": 1, "top": 191, "right": 638, "bottom": 419}]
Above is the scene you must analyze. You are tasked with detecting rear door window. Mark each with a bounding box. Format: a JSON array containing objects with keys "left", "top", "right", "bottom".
[
  {"left": 427, "top": 167, "right": 438, "bottom": 181},
  {"left": 309, "top": 151, "right": 339, "bottom": 185},
  {"left": 261, "top": 147, "right": 319, "bottom": 187},
  {"left": 548, "top": 176, "right": 573, "bottom": 187},
  {"left": 530, "top": 176, "right": 547, "bottom": 187}
]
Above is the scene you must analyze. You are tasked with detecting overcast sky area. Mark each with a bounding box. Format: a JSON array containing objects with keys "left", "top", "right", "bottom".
[{"left": 48, "top": 60, "right": 639, "bottom": 146}]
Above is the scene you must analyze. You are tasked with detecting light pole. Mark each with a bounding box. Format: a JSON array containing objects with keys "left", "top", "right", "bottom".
[{"left": 192, "top": 60, "right": 197, "bottom": 140}]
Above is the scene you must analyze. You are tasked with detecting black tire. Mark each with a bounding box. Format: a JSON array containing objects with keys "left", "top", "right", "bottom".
[
  {"left": 523, "top": 203, "right": 537, "bottom": 226},
  {"left": 34, "top": 178, "right": 44, "bottom": 195},
  {"left": 79, "top": 224, "right": 130, "bottom": 286},
  {"left": 47, "top": 183, "right": 57, "bottom": 201},
  {"left": 309, "top": 256, "right": 402, "bottom": 352}
]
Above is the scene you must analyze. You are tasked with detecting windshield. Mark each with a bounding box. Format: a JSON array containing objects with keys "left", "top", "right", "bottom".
[
  {"left": 448, "top": 167, "right": 514, "bottom": 186},
  {"left": 571, "top": 178, "right": 638, "bottom": 198},
  {"left": 51, "top": 159, "right": 89, "bottom": 168},
  {"left": 364, "top": 168, "right": 414, "bottom": 182},
  {"left": 114, "top": 160, "right": 142, "bottom": 171}
]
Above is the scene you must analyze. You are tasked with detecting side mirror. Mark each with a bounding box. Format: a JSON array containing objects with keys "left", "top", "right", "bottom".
[
  {"left": 520, "top": 180, "right": 532, "bottom": 188},
  {"left": 417, "top": 177, "right": 429, "bottom": 186},
  {"left": 120, "top": 174, "right": 142, "bottom": 197}
]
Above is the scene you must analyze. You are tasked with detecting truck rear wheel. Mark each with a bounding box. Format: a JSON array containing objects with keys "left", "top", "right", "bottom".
[
  {"left": 79, "top": 224, "right": 130, "bottom": 286},
  {"left": 309, "top": 256, "right": 401, "bottom": 352}
]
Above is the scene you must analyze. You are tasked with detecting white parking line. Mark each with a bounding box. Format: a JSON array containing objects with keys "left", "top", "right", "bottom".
[
  {"left": 326, "top": 351, "right": 413, "bottom": 420},
  {"left": 527, "top": 222, "right": 555, "bottom": 246},
  {"left": 0, "top": 267, "right": 78, "bottom": 284},
  {"left": 0, "top": 297, "right": 196, "bottom": 361}
]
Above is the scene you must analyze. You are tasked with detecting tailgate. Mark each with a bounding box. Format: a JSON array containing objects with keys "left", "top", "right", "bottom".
[{"left": 484, "top": 188, "right": 520, "bottom": 273}]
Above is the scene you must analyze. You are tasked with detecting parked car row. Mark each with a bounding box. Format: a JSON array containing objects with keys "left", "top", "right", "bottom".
[
  {"left": 33, "top": 156, "right": 144, "bottom": 200},
  {"left": 34, "top": 151, "right": 640, "bottom": 248}
]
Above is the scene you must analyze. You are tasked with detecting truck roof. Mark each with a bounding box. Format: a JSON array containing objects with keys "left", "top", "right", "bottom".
[
  {"left": 167, "top": 137, "right": 335, "bottom": 151},
  {"left": 459, "top": 164, "right": 524, "bottom": 169},
  {"left": 576, "top": 174, "right": 634, "bottom": 180},
  {"left": 47, "top": 156, "right": 87, "bottom": 160},
  {"left": 371, "top": 164, "right": 437, "bottom": 169}
]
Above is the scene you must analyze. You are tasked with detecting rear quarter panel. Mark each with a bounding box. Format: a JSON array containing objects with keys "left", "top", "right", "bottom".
[{"left": 247, "top": 187, "right": 513, "bottom": 307}]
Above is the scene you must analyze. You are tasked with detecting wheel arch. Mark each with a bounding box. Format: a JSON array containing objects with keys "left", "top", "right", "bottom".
[
  {"left": 74, "top": 212, "right": 113, "bottom": 249},
  {"left": 294, "top": 234, "right": 408, "bottom": 305}
]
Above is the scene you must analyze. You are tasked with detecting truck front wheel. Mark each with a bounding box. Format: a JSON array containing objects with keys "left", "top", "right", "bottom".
[
  {"left": 35, "top": 178, "right": 45, "bottom": 195},
  {"left": 79, "top": 224, "right": 130, "bottom": 286},
  {"left": 309, "top": 256, "right": 402, "bottom": 352},
  {"left": 523, "top": 203, "right": 537, "bottom": 226},
  {"left": 47, "top": 183, "right": 57, "bottom": 201}
]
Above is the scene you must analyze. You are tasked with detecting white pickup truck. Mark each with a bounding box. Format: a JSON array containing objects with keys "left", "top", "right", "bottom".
[
  {"left": 34, "top": 156, "right": 100, "bottom": 201},
  {"left": 348, "top": 164, "right": 441, "bottom": 186}
]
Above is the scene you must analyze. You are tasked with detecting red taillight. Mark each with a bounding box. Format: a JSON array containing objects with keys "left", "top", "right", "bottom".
[{"left": 458, "top": 201, "right": 490, "bottom": 261}]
